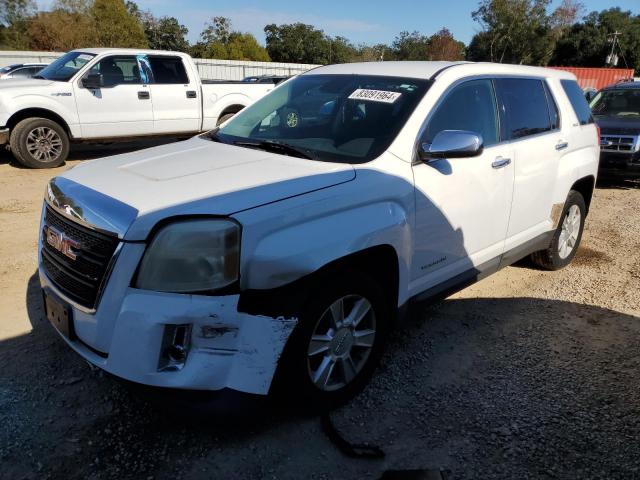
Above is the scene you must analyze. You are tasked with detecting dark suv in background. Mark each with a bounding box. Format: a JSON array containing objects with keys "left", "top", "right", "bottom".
[{"left": 591, "top": 82, "right": 640, "bottom": 178}]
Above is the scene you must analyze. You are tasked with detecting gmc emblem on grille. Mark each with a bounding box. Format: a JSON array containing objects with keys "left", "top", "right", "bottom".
[{"left": 45, "top": 226, "right": 79, "bottom": 261}]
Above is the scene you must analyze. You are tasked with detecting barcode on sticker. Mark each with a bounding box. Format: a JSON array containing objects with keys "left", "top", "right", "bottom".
[{"left": 348, "top": 89, "right": 402, "bottom": 103}]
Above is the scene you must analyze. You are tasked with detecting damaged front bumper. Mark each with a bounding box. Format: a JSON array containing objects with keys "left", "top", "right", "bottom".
[{"left": 39, "top": 266, "right": 298, "bottom": 396}]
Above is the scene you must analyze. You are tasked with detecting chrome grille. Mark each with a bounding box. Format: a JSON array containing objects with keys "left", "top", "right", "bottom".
[
  {"left": 41, "top": 205, "right": 119, "bottom": 309},
  {"left": 600, "top": 135, "right": 640, "bottom": 153}
]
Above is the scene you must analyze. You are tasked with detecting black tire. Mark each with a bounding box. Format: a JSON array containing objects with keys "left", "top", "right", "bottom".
[
  {"left": 273, "top": 270, "right": 390, "bottom": 412},
  {"left": 530, "top": 190, "right": 586, "bottom": 270},
  {"left": 216, "top": 112, "right": 237, "bottom": 126},
  {"left": 10, "top": 117, "right": 69, "bottom": 169}
]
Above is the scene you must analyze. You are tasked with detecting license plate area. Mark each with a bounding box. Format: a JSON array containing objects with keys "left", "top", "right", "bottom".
[{"left": 44, "top": 290, "right": 74, "bottom": 340}]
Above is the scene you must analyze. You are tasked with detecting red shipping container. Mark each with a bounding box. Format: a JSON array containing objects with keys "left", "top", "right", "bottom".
[{"left": 549, "top": 67, "right": 635, "bottom": 91}]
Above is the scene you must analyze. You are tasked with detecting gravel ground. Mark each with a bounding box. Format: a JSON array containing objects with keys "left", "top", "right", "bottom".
[{"left": 1, "top": 144, "right": 640, "bottom": 479}]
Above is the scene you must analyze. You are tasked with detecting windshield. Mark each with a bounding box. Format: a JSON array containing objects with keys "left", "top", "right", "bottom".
[
  {"left": 215, "top": 74, "right": 430, "bottom": 163},
  {"left": 590, "top": 89, "right": 640, "bottom": 117},
  {"left": 36, "top": 51, "right": 95, "bottom": 81}
]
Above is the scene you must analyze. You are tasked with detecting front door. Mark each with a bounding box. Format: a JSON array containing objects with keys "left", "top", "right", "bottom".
[
  {"left": 410, "top": 79, "right": 515, "bottom": 295},
  {"left": 73, "top": 55, "right": 153, "bottom": 138}
]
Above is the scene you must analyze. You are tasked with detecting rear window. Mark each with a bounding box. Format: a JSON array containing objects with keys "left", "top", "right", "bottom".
[
  {"left": 496, "top": 78, "right": 555, "bottom": 140},
  {"left": 148, "top": 56, "right": 189, "bottom": 84},
  {"left": 561, "top": 79, "right": 594, "bottom": 125}
]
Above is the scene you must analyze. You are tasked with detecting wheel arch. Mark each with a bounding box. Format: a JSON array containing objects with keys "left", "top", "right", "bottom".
[
  {"left": 570, "top": 175, "right": 595, "bottom": 213},
  {"left": 238, "top": 244, "right": 401, "bottom": 322},
  {"left": 7, "top": 108, "right": 72, "bottom": 138}
]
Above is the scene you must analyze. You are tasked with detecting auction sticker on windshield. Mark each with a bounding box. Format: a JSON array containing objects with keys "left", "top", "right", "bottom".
[{"left": 348, "top": 89, "right": 402, "bottom": 103}]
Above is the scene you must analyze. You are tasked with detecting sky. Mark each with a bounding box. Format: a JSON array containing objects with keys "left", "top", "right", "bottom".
[{"left": 37, "top": 0, "right": 640, "bottom": 45}]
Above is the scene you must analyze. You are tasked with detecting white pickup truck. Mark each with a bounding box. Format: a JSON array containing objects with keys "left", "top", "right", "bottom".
[
  {"left": 0, "top": 48, "right": 275, "bottom": 168},
  {"left": 39, "top": 61, "right": 599, "bottom": 410}
]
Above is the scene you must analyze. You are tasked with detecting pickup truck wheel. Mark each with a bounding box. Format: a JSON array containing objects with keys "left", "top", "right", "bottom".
[
  {"left": 530, "top": 190, "right": 586, "bottom": 270},
  {"left": 216, "top": 113, "right": 236, "bottom": 126},
  {"left": 274, "top": 271, "right": 389, "bottom": 411},
  {"left": 10, "top": 118, "right": 69, "bottom": 169}
]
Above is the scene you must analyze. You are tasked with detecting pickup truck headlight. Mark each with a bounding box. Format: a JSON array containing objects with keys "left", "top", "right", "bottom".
[{"left": 136, "top": 219, "right": 240, "bottom": 293}]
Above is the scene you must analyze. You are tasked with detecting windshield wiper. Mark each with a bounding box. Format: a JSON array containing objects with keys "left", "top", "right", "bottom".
[
  {"left": 32, "top": 75, "right": 45, "bottom": 80},
  {"left": 233, "top": 140, "right": 314, "bottom": 159}
]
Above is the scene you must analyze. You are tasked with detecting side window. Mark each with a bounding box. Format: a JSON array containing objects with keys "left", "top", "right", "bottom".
[
  {"left": 425, "top": 79, "right": 499, "bottom": 147},
  {"left": 496, "top": 78, "right": 553, "bottom": 140},
  {"left": 88, "top": 56, "right": 142, "bottom": 87},
  {"left": 148, "top": 56, "right": 189, "bottom": 84},
  {"left": 543, "top": 81, "right": 560, "bottom": 130},
  {"left": 561, "top": 79, "right": 594, "bottom": 125}
]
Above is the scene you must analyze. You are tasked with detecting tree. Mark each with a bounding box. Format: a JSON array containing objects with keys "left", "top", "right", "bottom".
[
  {"left": 468, "top": 0, "right": 555, "bottom": 65},
  {"left": 0, "top": 0, "right": 35, "bottom": 49},
  {"left": 90, "top": 0, "right": 147, "bottom": 48},
  {"left": 551, "top": 8, "right": 640, "bottom": 74},
  {"left": 141, "top": 13, "right": 189, "bottom": 52},
  {"left": 194, "top": 17, "right": 269, "bottom": 61},
  {"left": 28, "top": 8, "right": 93, "bottom": 50},
  {"left": 264, "top": 23, "right": 329, "bottom": 64},
  {"left": 425, "top": 28, "right": 466, "bottom": 60},
  {"left": 392, "top": 31, "right": 430, "bottom": 60}
]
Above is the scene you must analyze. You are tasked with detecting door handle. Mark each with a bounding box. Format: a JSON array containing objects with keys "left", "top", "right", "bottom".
[
  {"left": 556, "top": 141, "right": 569, "bottom": 151},
  {"left": 186, "top": 90, "right": 197, "bottom": 99},
  {"left": 492, "top": 157, "right": 511, "bottom": 169},
  {"left": 138, "top": 91, "right": 150, "bottom": 100}
]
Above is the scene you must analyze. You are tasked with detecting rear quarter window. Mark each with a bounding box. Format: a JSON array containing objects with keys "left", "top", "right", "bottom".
[
  {"left": 496, "top": 78, "right": 554, "bottom": 140},
  {"left": 561, "top": 79, "right": 594, "bottom": 125}
]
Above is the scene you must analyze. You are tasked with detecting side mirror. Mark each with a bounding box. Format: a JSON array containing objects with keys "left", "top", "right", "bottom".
[
  {"left": 419, "top": 130, "right": 484, "bottom": 161},
  {"left": 584, "top": 89, "right": 596, "bottom": 103},
  {"left": 81, "top": 73, "right": 103, "bottom": 89}
]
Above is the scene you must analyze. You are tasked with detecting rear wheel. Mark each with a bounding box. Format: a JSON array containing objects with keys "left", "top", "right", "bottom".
[
  {"left": 530, "top": 190, "right": 586, "bottom": 270},
  {"left": 10, "top": 117, "right": 69, "bottom": 168},
  {"left": 274, "top": 270, "right": 389, "bottom": 411}
]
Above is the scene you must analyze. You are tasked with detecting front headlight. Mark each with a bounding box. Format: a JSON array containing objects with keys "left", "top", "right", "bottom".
[{"left": 135, "top": 219, "right": 240, "bottom": 293}]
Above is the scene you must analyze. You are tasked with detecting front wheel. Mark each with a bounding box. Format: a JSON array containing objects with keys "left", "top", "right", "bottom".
[
  {"left": 10, "top": 117, "right": 70, "bottom": 168},
  {"left": 530, "top": 190, "right": 586, "bottom": 270},
  {"left": 274, "top": 271, "right": 389, "bottom": 411}
]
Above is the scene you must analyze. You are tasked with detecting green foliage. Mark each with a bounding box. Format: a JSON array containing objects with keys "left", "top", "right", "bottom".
[
  {"left": 193, "top": 16, "right": 269, "bottom": 61},
  {"left": 468, "top": 0, "right": 554, "bottom": 65},
  {"left": 264, "top": 23, "right": 330, "bottom": 64},
  {"left": 141, "top": 13, "right": 189, "bottom": 52},
  {"left": 90, "top": 0, "right": 147, "bottom": 48},
  {"left": 551, "top": 8, "right": 640, "bottom": 74},
  {"left": 0, "top": 0, "right": 35, "bottom": 48}
]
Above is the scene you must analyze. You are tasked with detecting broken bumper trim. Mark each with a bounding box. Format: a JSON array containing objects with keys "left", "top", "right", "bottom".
[
  {"left": 40, "top": 269, "right": 298, "bottom": 396},
  {"left": 0, "top": 128, "right": 9, "bottom": 145}
]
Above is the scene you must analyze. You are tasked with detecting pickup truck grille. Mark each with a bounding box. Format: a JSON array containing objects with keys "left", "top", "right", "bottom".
[
  {"left": 41, "top": 206, "right": 119, "bottom": 310},
  {"left": 600, "top": 135, "right": 640, "bottom": 153}
]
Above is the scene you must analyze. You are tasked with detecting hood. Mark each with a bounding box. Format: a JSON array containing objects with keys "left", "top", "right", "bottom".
[
  {"left": 0, "top": 78, "right": 55, "bottom": 89},
  {"left": 59, "top": 136, "right": 356, "bottom": 240},
  {"left": 594, "top": 115, "right": 640, "bottom": 135}
]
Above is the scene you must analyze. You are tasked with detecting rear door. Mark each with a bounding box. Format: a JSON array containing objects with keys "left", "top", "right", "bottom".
[
  {"left": 495, "top": 78, "right": 563, "bottom": 250},
  {"left": 73, "top": 55, "right": 153, "bottom": 138},
  {"left": 147, "top": 55, "right": 201, "bottom": 134}
]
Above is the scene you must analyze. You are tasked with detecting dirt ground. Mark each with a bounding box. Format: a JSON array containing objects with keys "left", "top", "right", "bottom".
[{"left": 1, "top": 143, "right": 640, "bottom": 479}]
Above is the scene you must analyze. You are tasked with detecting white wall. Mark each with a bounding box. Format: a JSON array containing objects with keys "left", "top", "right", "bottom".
[{"left": 0, "top": 50, "right": 319, "bottom": 80}]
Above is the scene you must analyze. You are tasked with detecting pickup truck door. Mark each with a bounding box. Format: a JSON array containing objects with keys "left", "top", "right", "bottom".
[
  {"left": 411, "top": 79, "right": 514, "bottom": 295},
  {"left": 146, "top": 55, "right": 201, "bottom": 134},
  {"left": 73, "top": 55, "right": 153, "bottom": 138}
]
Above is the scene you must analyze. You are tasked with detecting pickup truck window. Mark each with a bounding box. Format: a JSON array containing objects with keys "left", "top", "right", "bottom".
[
  {"left": 424, "top": 79, "right": 499, "bottom": 147},
  {"left": 496, "top": 78, "right": 554, "bottom": 140},
  {"left": 148, "top": 56, "right": 189, "bottom": 84},
  {"left": 590, "top": 87, "right": 640, "bottom": 119},
  {"left": 88, "top": 56, "right": 142, "bottom": 87},
  {"left": 215, "top": 74, "right": 430, "bottom": 163},
  {"left": 36, "top": 51, "right": 95, "bottom": 81}
]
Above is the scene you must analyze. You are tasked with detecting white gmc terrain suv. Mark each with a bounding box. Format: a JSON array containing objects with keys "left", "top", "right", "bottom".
[{"left": 39, "top": 61, "right": 599, "bottom": 408}]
